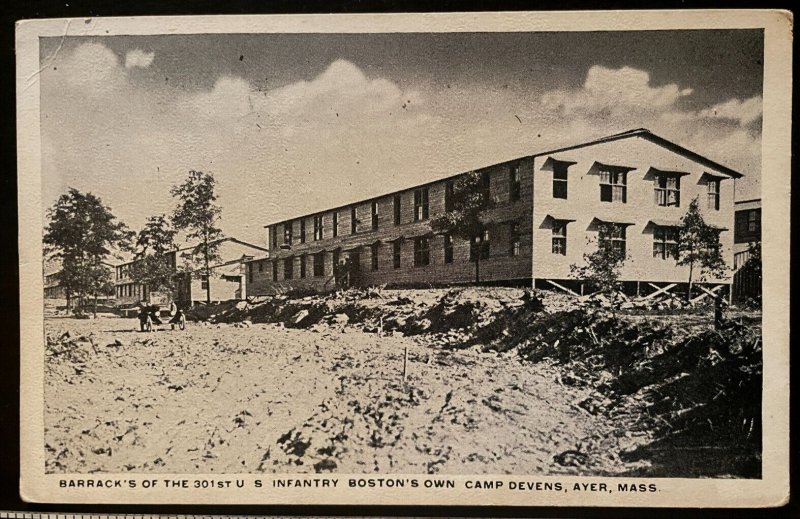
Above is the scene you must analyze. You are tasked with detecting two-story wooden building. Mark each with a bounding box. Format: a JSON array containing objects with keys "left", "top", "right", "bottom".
[
  {"left": 114, "top": 237, "right": 269, "bottom": 307},
  {"left": 246, "top": 129, "right": 742, "bottom": 298}
]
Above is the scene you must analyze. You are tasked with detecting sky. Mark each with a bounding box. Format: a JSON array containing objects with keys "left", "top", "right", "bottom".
[{"left": 39, "top": 30, "right": 763, "bottom": 246}]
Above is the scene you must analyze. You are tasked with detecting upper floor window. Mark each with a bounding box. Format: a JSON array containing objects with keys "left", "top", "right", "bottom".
[
  {"left": 299, "top": 220, "right": 306, "bottom": 244},
  {"left": 600, "top": 224, "right": 627, "bottom": 255},
  {"left": 653, "top": 226, "right": 679, "bottom": 260},
  {"left": 351, "top": 207, "right": 358, "bottom": 234},
  {"left": 600, "top": 169, "right": 627, "bottom": 203},
  {"left": 707, "top": 179, "right": 720, "bottom": 210},
  {"left": 248, "top": 263, "right": 254, "bottom": 284},
  {"left": 271, "top": 226, "right": 278, "bottom": 249},
  {"left": 655, "top": 174, "right": 681, "bottom": 207},
  {"left": 480, "top": 171, "right": 491, "bottom": 198},
  {"left": 414, "top": 236, "right": 430, "bottom": 267},
  {"left": 332, "top": 212, "right": 339, "bottom": 237},
  {"left": 283, "top": 223, "right": 293, "bottom": 246},
  {"left": 371, "top": 201, "right": 379, "bottom": 231},
  {"left": 313, "top": 215, "right": 324, "bottom": 241},
  {"left": 393, "top": 195, "right": 402, "bottom": 225},
  {"left": 509, "top": 165, "right": 521, "bottom": 201},
  {"left": 444, "top": 181, "right": 455, "bottom": 212},
  {"left": 414, "top": 188, "right": 429, "bottom": 221},
  {"left": 553, "top": 161, "right": 570, "bottom": 199},
  {"left": 551, "top": 221, "right": 567, "bottom": 255}
]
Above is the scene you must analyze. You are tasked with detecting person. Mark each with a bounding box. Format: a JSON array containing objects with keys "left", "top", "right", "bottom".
[{"left": 167, "top": 300, "right": 185, "bottom": 330}]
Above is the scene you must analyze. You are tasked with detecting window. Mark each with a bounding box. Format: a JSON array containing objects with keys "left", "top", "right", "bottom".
[
  {"left": 201, "top": 275, "right": 209, "bottom": 290},
  {"left": 509, "top": 164, "right": 521, "bottom": 201},
  {"left": 351, "top": 207, "right": 358, "bottom": 234},
  {"left": 313, "top": 215, "right": 324, "bottom": 241},
  {"left": 393, "top": 195, "right": 401, "bottom": 225},
  {"left": 371, "top": 201, "right": 379, "bottom": 231},
  {"left": 271, "top": 226, "right": 278, "bottom": 249},
  {"left": 444, "top": 234, "right": 454, "bottom": 264},
  {"left": 299, "top": 220, "right": 306, "bottom": 244},
  {"left": 414, "top": 188, "right": 429, "bottom": 221},
  {"left": 653, "top": 226, "right": 679, "bottom": 260},
  {"left": 552, "top": 222, "right": 567, "bottom": 255},
  {"left": 655, "top": 174, "right": 681, "bottom": 207},
  {"left": 480, "top": 171, "right": 491, "bottom": 198},
  {"left": 332, "top": 212, "right": 339, "bottom": 237},
  {"left": 707, "top": 179, "right": 720, "bottom": 210},
  {"left": 600, "top": 224, "right": 627, "bottom": 255},
  {"left": 470, "top": 229, "right": 490, "bottom": 261},
  {"left": 258, "top": 260, "right": 264, "bottom": 272},
  {"left": 313, "top": 252, "right": 325, "bottom": 277},
  {"left": 414, "top": 237, "right": 430, "bottom": 267},
  {"left": 444, "top": 181, "right": 455, "bottom": 212},
  {"left": 371, "top": 243, "right": 379, "bottom": 271},
  {"left": 599, "top": 168, "right": 627, "bottom": 203},
  {"left": 283, "top": 223, "right": 293, "bottom": 246},
  {"left": 553, "top": 161, "right": 569, "bottom": 199},
  {"left": 300, "top": 255, "right": 307, "bottom": 278},
  {"left": 393, "top": 241, "right": 401, "bottom": 269},
  {"left": 284, "top": 257, "right": 293, "bottom": 280},
  {"left": 510, "top": 222, "right": 521, "bottom": 257},
  {"left": 272, "top": 261, "right": 278, "bottom": 281}
]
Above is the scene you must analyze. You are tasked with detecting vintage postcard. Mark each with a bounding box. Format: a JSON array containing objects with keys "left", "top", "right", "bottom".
[{"left": 17, "top": 11, "right": 791, "bottom": 506}]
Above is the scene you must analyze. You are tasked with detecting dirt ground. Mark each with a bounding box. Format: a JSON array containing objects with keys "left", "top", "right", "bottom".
[{"left": 44, "top": 314, "right": 652, "bottom": 475}]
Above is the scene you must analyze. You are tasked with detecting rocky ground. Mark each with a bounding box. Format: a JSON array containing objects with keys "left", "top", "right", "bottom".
[{"left": 43, "top": 288, "right": 762, "bottom": 477}]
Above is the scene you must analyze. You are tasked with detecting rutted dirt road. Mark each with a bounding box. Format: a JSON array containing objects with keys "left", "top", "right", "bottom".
[{"left": 44, "top": 316, "right": 648, "bottom": 475}]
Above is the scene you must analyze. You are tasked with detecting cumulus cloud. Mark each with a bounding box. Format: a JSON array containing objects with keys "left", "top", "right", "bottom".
[
  {"left": 40, "top": 48, "right": 761, "bottom": 244},
  {"left": 124, "top": 49, "right": 155, "bottom": 69}
]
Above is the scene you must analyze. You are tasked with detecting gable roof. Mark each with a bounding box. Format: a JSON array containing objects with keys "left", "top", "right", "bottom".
[{"left": 532, "top": 128, "right": 744, "bottom": 179}]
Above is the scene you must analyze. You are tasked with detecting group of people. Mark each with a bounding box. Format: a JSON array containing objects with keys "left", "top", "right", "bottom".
[
  {"left": 333, "top": 257, "right": 357, "bottom": 289},
  {"left": 137, "top": 300, "right": 185, "bottom": 330}
]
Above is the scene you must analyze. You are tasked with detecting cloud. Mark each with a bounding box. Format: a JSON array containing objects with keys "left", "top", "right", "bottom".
[
  {"left": 40, "top": 49, "right": 761, "bottom": 245},
  {"left": 124, "top": 49, "right": 155, "bottom": 69},
  {"left": 698, "top": 96, "right": 763, "bottom": 125}
]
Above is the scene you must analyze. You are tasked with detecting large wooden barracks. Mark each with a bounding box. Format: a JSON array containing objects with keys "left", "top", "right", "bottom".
[{"left": 246, "top": 129, "right": 742, "bottom": 296}]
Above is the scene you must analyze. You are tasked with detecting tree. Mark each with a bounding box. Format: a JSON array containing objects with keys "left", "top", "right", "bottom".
[
  {"left": 44, "top": 188, "right": 132, "bottom": 317},
  {"left": 677, "top": 197, "right": 727, "bottom": 302},
  {"left": 128, "top": 215, "right": 179, "bottom": 298},
  {"left": 430, "top": 171, "right": 495, "bottom": 283},
  {"left": 171, "top": 170, "right": 223, "bottom": 304},
  {"left": 570, "top": 223, "right": 628, "bottom": 313}
]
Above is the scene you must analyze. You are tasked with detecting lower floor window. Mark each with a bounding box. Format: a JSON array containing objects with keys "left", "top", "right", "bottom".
[
  {"left": 393, "top": 241, "right": 401, "bottom": 269},
  {"left": 371, "top": 243, "right": 379, "bottom": 271},
  {"left": 470, "top": 229, "right": 490, "bottom": 261},
  {"left": 552, "top": 221, "right": 567, "bottom": 255},
  {"left": 313, "top": 252, "right": 325, "bottom": 277},
  {"left": 284, "top": 257, "right": 294, "bottom": 280},
  {"left": 653, "top": 226, "right": 679, "bottom": 260},
  {"left": 414, "top": 237, "right": 430, "bottom": 267},
  {"left": 600, "top": 224, "right": 627, "bottom": 256},
  {"left": 510, "top": 222, "right": 521, "bottom": 257},
  {"left": 299, "top": 255, "right": 307, "bottom": 278},
  {"left": 201, "top": 275, "right": 209, "bottom": 290}
]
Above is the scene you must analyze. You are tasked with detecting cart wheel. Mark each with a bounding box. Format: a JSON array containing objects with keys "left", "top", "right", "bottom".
[{"left": 179, "top": 315, "right": 186, "bottom": 330}]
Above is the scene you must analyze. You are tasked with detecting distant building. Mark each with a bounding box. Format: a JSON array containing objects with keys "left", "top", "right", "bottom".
[
  {"left": 247, "top": 129, "right": 742, "bottom": 299},
  {"left": 733, "top": 198, "right": 761, "bottom": 267},
  {"left": 114, "top": 237, "right": 269, "bottom": 307},
  {"left": 43, "top": 257, "right": 114, "bottom": 301}
]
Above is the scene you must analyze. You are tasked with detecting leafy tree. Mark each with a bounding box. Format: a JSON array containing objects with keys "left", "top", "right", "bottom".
[
  {"left": 129, "top": 215, "right": 179, "bottom": 297},
  {"left": 570, "top": 223, "right": 628, "bottom": 313},
  {"left": 171, "top": 170, "right": 223, "bottom": 304},
  {"left": 44, "top": 188, "right": 132, "bottom": 316},
  {"left": 430, "top": 171, "right": 495, "bottom": 283},
  {"left": 678, "top": 197, "right": 727, "bottom": 302}
]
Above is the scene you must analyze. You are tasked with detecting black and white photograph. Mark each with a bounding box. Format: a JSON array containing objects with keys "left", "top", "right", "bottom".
[{"left": 17, "top": 11, "right": 791, "bottom": 507}]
